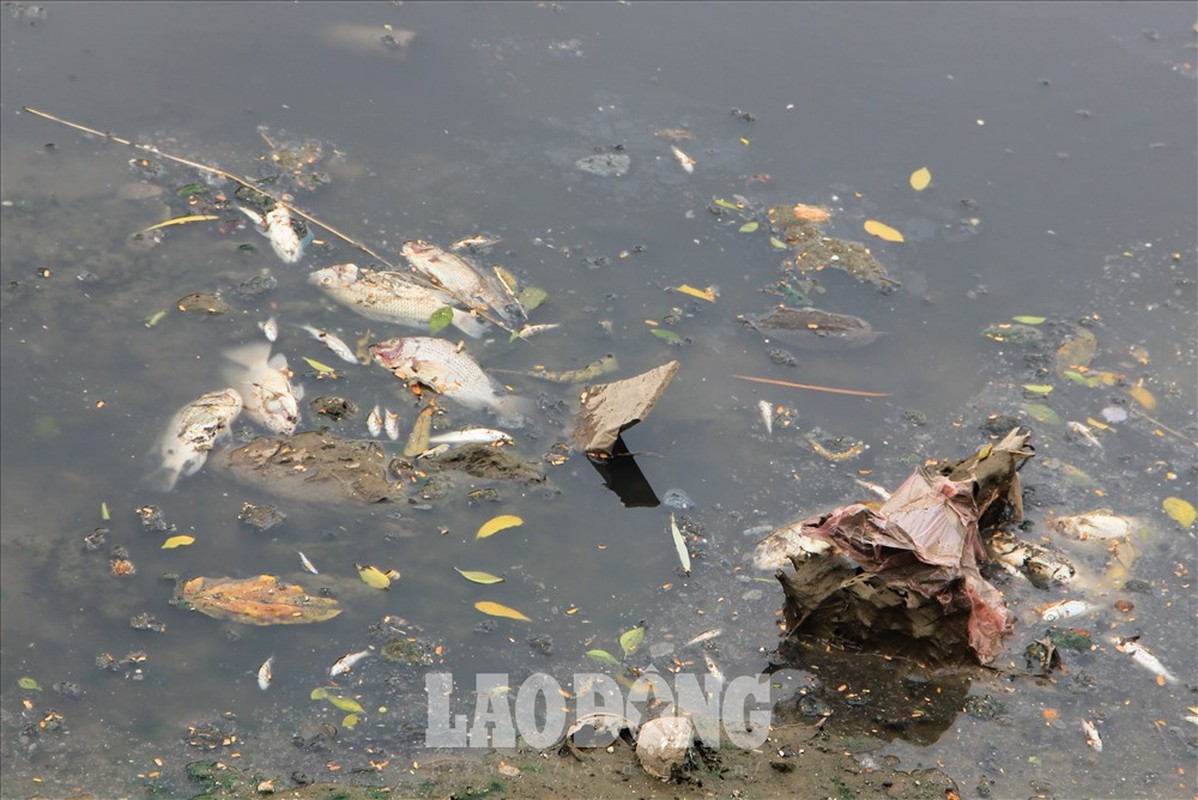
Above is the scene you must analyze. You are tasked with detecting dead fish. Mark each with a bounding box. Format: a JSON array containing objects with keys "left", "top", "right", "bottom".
[
  {"left": 428, "top": 427, "right": 514, "bottom": 445},
  {"left": 330, "top": 648, "right": 372, "bottom": 677},
  {"left": 384, "top": 409, "right": 401, "bottom": 441},
  {"left": 149, "top": 388, "right": 243, "bottom": 491},
  {"left": 367, "top": 405, "right": 384, "bottom": 437},
  {"left": 259, "top": 315, "right": 279, "bottom": 342},
  {"left": 401, "top": 240, "right": 524, "bottom": 326},
  {"left": 1067, "top": 420, "right": 1104, "bottom": 449},
  {"left": 985, "top": 531, "right": 1075, "bottom": 586},
  {"left": 670, "top": 144, "right": 696, "bottom": 174},
  {"left": 257, "top": 655, "right": 274, "bottom": 690},
  {"left": 758, "top": 400, "right": 773, "bottom": 435},
  {"left": 1049, "top": 510, "right": 1139, "bottom": 542},
  {"left": 224, "top": 342, "right": 303, "bottom": 435},
  {"left": 1113, "top": 636, "right": 1177, "bottom": 684},
  {"left": 308, "top": 263, "right": 488, "bottom": 338},
  {"left": 298, "top": 324, "right": 359, "bottom": 365},
  {"left": 1040, "top": 599, "right": 1091, "bottom": 622},
  {"left": 297, "top": 551, "right": 319, "bottom": 575},
  {"left": 514, "top": 323, "right": 560, "bottom": 340},
  {"left": 853, "top": 478, "right": 892, "bottom": 502},
  {"left": 450, "top": 233, "right": 504, "bottom": 251},
  {"left": 370, "top": 336, "right": 530, "bottom": 417},
  {"left": 744, "top": 306, "right": 879, "bottom": 350},
  {"left": 702, "top": 653, "right": 725, "bottom": 683},
  {"left": 1082, "top": 719, "right": 1103, "bottom": 752},
  {"left": 525, "top": 353, "right": 619, "bottom": 384},
  {"left": 683, "top": 627, "right": 722, "bottom": 648},
  {"left": 239, "top": 205, "right": 312, "bottom": 264}
]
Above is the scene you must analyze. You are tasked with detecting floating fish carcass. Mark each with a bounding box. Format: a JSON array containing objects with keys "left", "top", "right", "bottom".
[
  {"left": 1048, "top": 509, "right": 1140, "bottom": 542},
  {"left": 298, "top": 324, "right": 360, "bottom": 364},
  {"left": 330, "top": 648, "right": 372, "bottom": 677},
  {"left": 224, "top": 342, "right": 303, "bottom": 435},
  {"left": 149, "top": 388, "right": 243, "bottom": 491},
  {"left": 308, "top": 263, "right": 488, "bottom": 338},
  {"left": 370, "top": 336, "right": 529, "bottom": 417},
  {"left": 1113, "top": 636, "right": 1178, "bottom": 684},
  {"left": 1039, "top": 599, "right": 1091, "bottom": 622},
  {"left": 239, "top": 204, "right": 313, "bottom": 264},
  {"left": 401, "top": 240, "right": 525, "bottom": 326},
  {"left": 257, "top": 655, "right": 274, "bottom": 690},
  {"left": 428, "top": 427, "right": 514, "bottom": 446}
]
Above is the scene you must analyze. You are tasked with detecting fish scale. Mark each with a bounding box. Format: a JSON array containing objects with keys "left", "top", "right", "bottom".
[{"left": 370, "top": 336, "right": 528, "bottom": 418}]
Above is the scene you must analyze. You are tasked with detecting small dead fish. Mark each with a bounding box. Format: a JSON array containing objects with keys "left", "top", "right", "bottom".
[
  {"left": 367, "top": 405, "right": 384, "bottom": 437},
  {"left": 299, "top": 324, "right": 359, "bottom": 365},
  {"left": 702, "top": 653, "right": 724, "bottom": 682},
  {"left": 515, "top": 323, "right": 560, "bottom": 340},
  {"left": 309, "top": 262, "right": 488, "bottom": 338},
  {"left": 384, "top": 409, "right": 401, "bottom": 441},
  {"left": 744, "top": 306, "right": 879, "bottom": 350},
  {"left": 1082, "top": 719, "right": 1103, "bottom": 752},
  {"left": 670, "top": 145, "right": 696, "bottom": 174},
  {"left": 853, "top": 478, "right": 892, "bottom": 502},
  {"left": 240, "top": 205, "right": 312, "bottom": 264},
  {"left": 683, "top": 627, "right": 722, "bottom": 648},
  {"left": 1040, "top": 599, "right": 1091, "bottom": 622},
  {"left": 416, "top": 443, "right": 451, "bottom": 459},
  {"left": 149, "top": 388, "right": 243, "bottom": 491},
  {"left": 257, "top": 655, "right": 274, "bottom": 690},
  {"left": 758, "top": 400, "right": 773, "bottom": 435},
  {"left": 224, "top": 342, "right": 303, "bottom": 435},
  {"left": 370, "top": 336, "right": 530, "bottom": 417},
  {"left": 428, "top": 427, "right": 514, "bottom": 445},
  {"left": 330, "top": 648, "right": 372, "bottom": 678},
  {"left": 1067, "top": 420, "right": 1104, "bottom": 449},
  {"left": 259, "top": 315, "right": 279, "bottom": 342},
  {"left": 1049, "top": 510, "right": 1138, "bottom": 542},
  {"left": 297, "top": 551, "right": 319, "bottom": 575},
  {"left": 450, "top": 234, "right": 504, "bottom": 251},
  {"left": 1114, "top": 636, "right": 1177, "bottom": 684}
]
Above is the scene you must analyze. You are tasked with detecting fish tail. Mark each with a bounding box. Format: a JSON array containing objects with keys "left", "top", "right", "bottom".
[
  {"left": 492, "top": 393, "right": 533, "bottom": 424},
  {"left": 141, "top": 466, "right": 181, "bottom": 493},
  {"left": 450, "top": 309, "right": 490, "bottom": 339},
  {"left": 223, "top": 341, "right": 274, "bottom": 370}
]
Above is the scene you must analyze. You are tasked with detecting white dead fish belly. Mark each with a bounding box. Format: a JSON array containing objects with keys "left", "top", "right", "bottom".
[
  {"left": 154, "top": 388, "right": 243, "bottom": 490},
  {"left": 1114, "top": 636, "right": 1178, "bottom": 684},
  {"left": 401, "top": 240, "right": 524, "bottom": 325},
  {"left": 224, "top": 342, "right": 303, "bottom": 435},
  {"left": 241, "top": 205, "right": 312, "bottom": 264},
  {"left": 330, "top": 648, "right": 372, "bottom": 677},
  {"left": 428, "top": 428, "right": 513, "bottom": 445},
  {"left": 1040, "top": 599, "right": 1091, "bottom": 622},
  {"left": 257, "top": 655, "right": 274, "bottom": 690},
  {"left": 369, "top": 336, "right": 526, "bottom": 416},
  {"left": 307, "top": 262, "right": 487, "bottom": 338},
  {"left": 299, "top": 324, "right": 359, "bottom": 364},
  {"left": 367, "top": 405, "right": 384, "bottom": 437}
]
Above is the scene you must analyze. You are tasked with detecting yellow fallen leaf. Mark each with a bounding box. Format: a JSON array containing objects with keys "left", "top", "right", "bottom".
[
  {"left": 357, "top": 563, "right": 399, "bottom": 590},
  {"left": 1127, "top": 380, "right": 1157, "bottom": 410},
  {"left": 474, "top": 600, "right": 531, "bottom": 621},
  {"left": 863, "top": 219, "right": 905, "bottom": 243},
  {"left": 909, "top": 167, "right": 931, "bottom": 191},
  {"left": 138, "top": 214, "right": 219, "bottom": 234},
  {"left": 476, "top": 514, "right": 523, "bottom": 540},
  {"left": 161, "top": 535, "right": 196, "bottom": 549},
  {"left": 453, "top": 568, "right": 505, "bottom": 585},
  {"left": 342, "top": 713, "right": 360, "bottom": 729},
  {"left": 1022, "top": 384, "right": 1054, "bottom": 394},
  {"left": 1162, "top": 497, "right": 1196, "bottom": 528},
  {"left": 302, "top": 356, "right": 337, "bottom": 375},
  {"left": 326, "top": 694, "right": 365, "bottom": 714},
  {"left": 675, "top": 284, "right": 717, "bottom": 302}
]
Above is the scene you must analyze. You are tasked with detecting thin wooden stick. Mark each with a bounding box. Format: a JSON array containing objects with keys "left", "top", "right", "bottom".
[
  {"left": 731, "top": 374, "right": 891, "bottom": 398},
  {"left": 21, "top": 106, "right": 511, "bottom": 332}
]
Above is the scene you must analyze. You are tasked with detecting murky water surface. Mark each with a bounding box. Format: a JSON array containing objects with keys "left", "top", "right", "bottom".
[{"left": 2, "top": 2, "right": 1195, "bottom": 797}]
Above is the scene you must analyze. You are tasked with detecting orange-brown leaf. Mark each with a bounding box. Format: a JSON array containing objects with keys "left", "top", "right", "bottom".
[{"left": 177, "top": 575, "right": 342, "bottom": 626}]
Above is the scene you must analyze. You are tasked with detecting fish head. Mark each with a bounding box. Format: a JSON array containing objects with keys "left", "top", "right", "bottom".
[
  {"left": 369, "top": 337, "right": 416, "bottom": 370},
  {"left": 401, "top": 241, "right": 436, "bottom": 260},
  {"left": 308, "top": 263, "right": 360, "bottom": 289}
]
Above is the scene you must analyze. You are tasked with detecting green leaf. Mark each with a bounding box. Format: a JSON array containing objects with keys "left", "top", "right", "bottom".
[
  {"left": 302, "top": 356, "right": 337, "bottom": 374},
  {"left": 651, "top": 329, "right": 683, "bottom": 344},
  {"left": 429, "top": 306, "right": 454, "bottom": 335},
  {"left": 712, "top": 197, "right": 742, "bottom": 211},
  {"left": 770, "top": 236, "right": 788, "bottom": 249},
  {"left": 453, "top": 567, "right": 505, "bottom": 585},
  {"left": 176, "top": 183, "right": 206, "bottom": 197},
  {"left": 517, "top": 286, "right": 548, "bottom": 311},
  {"left": 18, "top": 677, "right": 42, "bottom": 692},
  {"left": 100, "top": 502, "right": 111, "bottom": 521},
  {"left": 1022, "top": 384, "right": 1054, "bottom": 395},
  {"left": 1021, "top": 403, "right": 1062, "bottom": 425},
  {"left": 738, "top": 221, "right": 759, "bottom": 233},
  {"left": 1062, "top": 370, "right": 1101, "bottom": 388},
  {"left": 619, "top": 626, "right": 646, "bottom": 658},
  {"left": 586, "top": 649, "right": 621, "bottom": 666},
  {"left": 670, "top": 513, "right": 691, "bottom": 575},
  {"left": 342, "top": 713, "right": 360, "bottom": 729},
  {"left": 310, "top": 687, "right": 329, "bottom": 701},
  {"left": 1012, "top": 315, "right": 1046, "bottom": 325}
]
